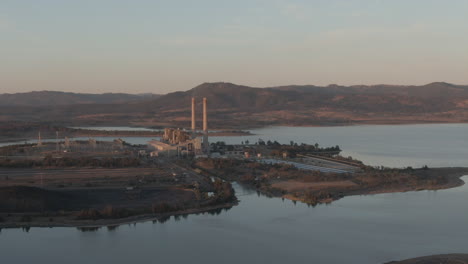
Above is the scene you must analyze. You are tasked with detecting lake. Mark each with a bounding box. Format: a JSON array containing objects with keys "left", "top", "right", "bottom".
[
  {"left": 212, "top": 124, "right": 468, "bottom": 168},
  {"left": 1, "top": 179, "right": 468, "bottom": 264},
  {"left": 1, "top": 124, "right": 467, "bottom": 263}
]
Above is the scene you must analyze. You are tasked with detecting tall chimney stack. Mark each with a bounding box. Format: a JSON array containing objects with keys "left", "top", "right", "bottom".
[
  {"left": 203, "top": 97, "right": 208, "bottom": 132},
  {"left": 202, "top": 97, "right": 209, "bottom": 154},
  {"left": 191, "top": 97, "right": 196, "bottom": 131}
]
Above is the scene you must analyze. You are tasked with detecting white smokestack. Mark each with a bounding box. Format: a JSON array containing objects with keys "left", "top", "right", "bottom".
[
  {"left": 191, "top": 97, "right": 196, "bottom": 131},
  {"left": 203, "top": 97, "right": 207, "bottom": 132}
]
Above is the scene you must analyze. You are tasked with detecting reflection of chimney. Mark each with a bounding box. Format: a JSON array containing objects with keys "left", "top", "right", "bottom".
[
  {"left": 38, "top": 131, "right": 42, "bottom": 147},
  {"left": 203, "top": 97, "right": 208, "bottom": 132},
  {"left": 191, "top": 97, "right": 196, "bottom": 131}
]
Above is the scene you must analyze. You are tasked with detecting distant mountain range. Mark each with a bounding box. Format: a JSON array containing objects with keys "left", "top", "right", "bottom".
[
  {"left": 0, "top": 91, "right": 160, "bottom": 106},
  {"left": 153, "top": 82, "right": 468, "bottom": 112},
  {"left": 1, "top": 82, "right": 467, "bottom": 128}
]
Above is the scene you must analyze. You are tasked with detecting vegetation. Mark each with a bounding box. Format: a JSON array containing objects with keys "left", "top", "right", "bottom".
[
  {"left": 212, "top": 178, "right": 236, "bottom": 203},
  {"left": 0, "top": 156, "right": 140, "bottom": 168},
  {"left": 197, "top": 158, "right": 464, "bottom": 206},
  {"left": 3, "top": 82, "right": 467, "bottom": 128},
  {"left": 76, "top": 207, "right": 136, "bottom": 220},
  {"left": 266, "top": 141, "right": 341, "bottom": 157}
]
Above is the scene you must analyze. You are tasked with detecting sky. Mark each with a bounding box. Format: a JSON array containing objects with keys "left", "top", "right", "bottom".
[{"left": 1, "top": 0, "right": 468, "bottom": 94}]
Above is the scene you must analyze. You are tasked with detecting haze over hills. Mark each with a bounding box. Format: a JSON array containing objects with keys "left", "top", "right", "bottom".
[
  {"left": 1, "top": 82, "right": 467, "bottom": 128},
  {"left": 0, "top": 91, "right": 160, "bottom": 106},
  {"left": 151, "top": 82, "right": 468, "bottom": 111}
]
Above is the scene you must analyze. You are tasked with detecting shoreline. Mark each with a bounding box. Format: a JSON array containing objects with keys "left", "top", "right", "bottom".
[
  {"left": 277, "top": 169, "right": 468, "bottom": 205},
  {"left": 197, "top": 158, "right": 468, "bottom": 207},
  {"left": 1, "top": 169, "right": 467, "bottom": 229},
  {"left": 240, "top": 120, "right": 468, "bottom": 130},
  {"left": 0, "top": 131, "right": 254, "bottom": 144},
  {"left": 0, "top": 201, "right": 238, "bottom": 229},
  {"left": 386, "top": 254, "right": 468, "bottom": 263},
  {"left": 2, "top": 121, "right": 467, "bottom": 142}
]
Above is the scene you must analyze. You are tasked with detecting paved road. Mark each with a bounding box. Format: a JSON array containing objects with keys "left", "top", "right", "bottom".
[{"left": 259, "top": 159, "right": 350, "bottom": 174}]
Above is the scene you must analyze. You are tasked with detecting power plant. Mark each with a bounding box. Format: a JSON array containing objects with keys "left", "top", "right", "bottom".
[{"left": 148, "top": 97, "right": 209, "bottom": 157}]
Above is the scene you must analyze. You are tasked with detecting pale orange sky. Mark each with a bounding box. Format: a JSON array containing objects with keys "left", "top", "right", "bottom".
[{"left": 1, "top": 0, "right": 467, "bottom": 94}]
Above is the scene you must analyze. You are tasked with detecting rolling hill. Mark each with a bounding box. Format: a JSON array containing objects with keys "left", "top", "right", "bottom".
[
  {"left": 1, "top": 82, "right": 467, "bottom": 128},
  {"left": 0, "top": 91, "right": 159, "bottom": 106}
]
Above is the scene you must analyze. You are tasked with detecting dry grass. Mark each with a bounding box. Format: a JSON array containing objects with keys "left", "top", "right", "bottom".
[{"left": 271, "top": 180, "right": 357, "bottom": 192}]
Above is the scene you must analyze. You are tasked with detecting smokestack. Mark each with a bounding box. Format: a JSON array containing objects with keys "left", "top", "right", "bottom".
[
  {"left": 202, "top": 97, "right": 209, "bottom": 155},
  {"left": 191, "top": 97, "right": 196, "bottom": 131},
  {"left": 203, "top": 97, "right": 208, "bottom": 132}
]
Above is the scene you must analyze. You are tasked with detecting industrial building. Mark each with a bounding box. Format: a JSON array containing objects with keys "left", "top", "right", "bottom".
[{"left": 148, "top": 97, "right": 209, "bottom": 157}]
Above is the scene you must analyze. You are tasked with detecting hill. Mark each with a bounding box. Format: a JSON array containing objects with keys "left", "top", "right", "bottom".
[
  {"left": 0, "top": 91, "right": 159, "bottom": 106},
  {"left": 147, "top": 82, "right": 468, "bottom": 112},
  {"left": 138, "top": 82, "right": 468, "bottom": 127},
  {"left": 0, "top": 82, "right": 467, "bottom": 128}
]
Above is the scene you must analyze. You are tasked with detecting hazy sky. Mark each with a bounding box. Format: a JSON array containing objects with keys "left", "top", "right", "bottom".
[{"left": 1, "top": 0, "right": 468, "bottom": 94}]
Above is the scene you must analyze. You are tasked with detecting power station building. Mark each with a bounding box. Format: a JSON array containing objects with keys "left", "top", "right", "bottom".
[{"left": 148, "top": 97, "right": 209, "bottom": 157}]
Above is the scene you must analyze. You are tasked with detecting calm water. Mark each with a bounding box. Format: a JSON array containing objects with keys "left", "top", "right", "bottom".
[
  {"left": 213, "top": 124, "right": 468, "bottom": 168},
  {"left": 1, "top": 124, "right": 467, "bottom": 263},
  {"left": 1, "top": 180, "right": 468, "bottom": 264}
]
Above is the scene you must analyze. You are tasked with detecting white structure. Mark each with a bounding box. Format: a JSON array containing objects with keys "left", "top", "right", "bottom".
[
  {"left": 191, "top": 97, "right": 196, "bottom": 131},
  {"left": 202, "top": 97, "right": 209, "bottom": 154},
  {"left": 148, "top": 97, "right": 210, "bottom": 157}
]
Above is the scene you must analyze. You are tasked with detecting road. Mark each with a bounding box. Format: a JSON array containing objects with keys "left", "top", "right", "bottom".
[{"left": 259, "top": 159, "right": 350, "bottom": 174}]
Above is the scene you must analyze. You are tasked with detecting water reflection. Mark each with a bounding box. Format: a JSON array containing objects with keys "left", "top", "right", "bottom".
[
  {"left": 72, "top": 205, "right": 235, "bottom": 232},
  {"left": 1, "top": 177, "right": 468, "bottom": 264},
  {"left": 77, "top": 226, "right": 101, "bottom": 232},
  {"left": 106, "top": 225, "right": 119, "bottom": 232}
]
